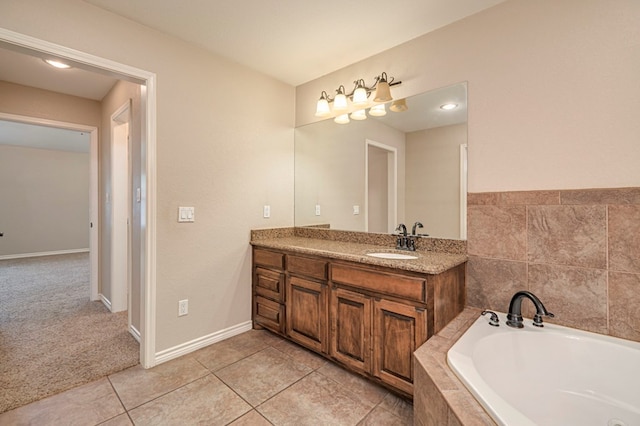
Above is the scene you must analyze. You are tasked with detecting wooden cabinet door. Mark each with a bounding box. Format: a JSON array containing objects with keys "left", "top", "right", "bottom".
[
  {"left": 286, "top": 276, "right": 328, "bottom": 353},
  {"left": 330, "top": 287, "right": 372, "bottom": 374},
  {"left": 373, "top": 298, "right": 427, "bottom": 395}
]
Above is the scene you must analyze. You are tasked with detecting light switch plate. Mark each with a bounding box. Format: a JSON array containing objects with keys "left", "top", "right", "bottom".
[
  {"left": 353, "top": 205, "right": 360, "bottom": 215},
  {"left": 263, "top": 205, "right": 271, "bottom": 218},
  {"left": 178, "top": 206, "right": 195, "bottom": 222},
  {"left": 315, "top": 204, "right": 321, "bottom": 216}
]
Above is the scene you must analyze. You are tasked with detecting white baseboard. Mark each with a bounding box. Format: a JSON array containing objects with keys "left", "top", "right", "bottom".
[
  {"left": 129, "top": 325, "right": 141, "bottom": 343},
  {"left": 99, "top": 294, "right": 112, "bottom": 311},
  {"left": 0, "top": 248, "right": 89, "bottom": 261},
  {"left": 154, "top": 321, "right": 253, "bottom": 365}
]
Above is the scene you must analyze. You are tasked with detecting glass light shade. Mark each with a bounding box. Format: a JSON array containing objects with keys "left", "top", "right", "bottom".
[
  {"left": 352, "top": 87, "right": 368, "bottom": 106},
  {"left": 368, "top": 104, "right": 386, "bottom": 117},
  {"left": 373, "top": 81, "right": 392, "bottom": 102},
  {"left": 334, "top": 114, "right": 350, "bottom": 124},
  {"left": 351, "top": 109, "right": 367, "bottom": 120},
  {"left": 315, "top": 98, "right": 331, "bottom": 117},
  {"left": 333, "top": 93, "right": 348, "bottom": 111},
  {"left": 440, "top": 103, "right": 458, "bottom": 110},
  {"left": 389, "top": 99, "right": 408, "bottom": 112},
  {"left": 44, "top": 59, "right": 71, "bottom": 69}
]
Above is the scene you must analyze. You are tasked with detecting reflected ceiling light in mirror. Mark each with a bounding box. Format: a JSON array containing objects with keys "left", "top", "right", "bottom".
[
  {"left": 313, "top": 72, "right": 401, "bottom": 122},
  {"left": 369, "top": 104, "right": 386, "bottom": 117},
  {"left": 440, "top": 103, "right": 458, "bottom": 110},
  {"left": 334, "top": 114, "right": 350, "bottom": 124},
  {"left": 44, "top": 58, "right": 71, "bottom": 69},
  {"left": 389, "top": 98, "right": 408, "bottom": 112}
]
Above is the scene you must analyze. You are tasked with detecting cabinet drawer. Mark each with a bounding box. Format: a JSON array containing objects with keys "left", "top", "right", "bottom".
[
  {"left": 254, "top": 248, "right": 284, "bottom": 270},
  {"left": 255, "top": 296, "right": 284, "bottom": 334},
  {"left": 331, "top": 264, "right": 426, "bottom": 303},
  {"left": 288, "top": 255, "right": 328, "bottom": 280},
  {"left": 255, "top": 267, "right": 284, "bottom": 302}
]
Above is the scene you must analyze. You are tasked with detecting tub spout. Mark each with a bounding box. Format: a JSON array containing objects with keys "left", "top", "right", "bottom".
[{"left": 506, "top": 291, "right": 554, "bottom": 328}]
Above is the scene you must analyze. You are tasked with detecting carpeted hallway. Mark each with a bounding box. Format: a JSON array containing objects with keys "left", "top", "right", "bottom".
[{"left": 0, "top": 253, "right": 139, "bottom": 413}]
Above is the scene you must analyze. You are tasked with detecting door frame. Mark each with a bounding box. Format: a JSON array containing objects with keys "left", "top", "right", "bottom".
[
  {"left": 0, "top": 112, "right": 99, "bottom": 300},
  {"left": 364, "top": 139, "right": 397, "bottom": 233},
  {"left": 109, "top": 101, "right": 131, "bottom": 314},
  {"left": 0, "top": 27, "right": 158, "bottom": 368}
]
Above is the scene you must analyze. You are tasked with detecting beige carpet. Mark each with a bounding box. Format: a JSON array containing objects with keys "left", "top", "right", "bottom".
[{"left": 0, "top": 253, "right": 139, "bottom": 413}]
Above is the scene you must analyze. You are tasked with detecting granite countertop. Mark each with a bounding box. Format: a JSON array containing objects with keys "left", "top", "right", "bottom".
[{"left": 251, "top": 236, "right": 467, "bottom": 275}]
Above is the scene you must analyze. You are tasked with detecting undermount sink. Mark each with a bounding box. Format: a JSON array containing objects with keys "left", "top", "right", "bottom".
[{"left": 366, "top": 252, "right": 419, "bottom": 260}]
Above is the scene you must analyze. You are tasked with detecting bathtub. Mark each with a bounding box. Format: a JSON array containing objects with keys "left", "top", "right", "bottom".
[{"left": 447, "top": 311, "right": 640, "bottom": 426}]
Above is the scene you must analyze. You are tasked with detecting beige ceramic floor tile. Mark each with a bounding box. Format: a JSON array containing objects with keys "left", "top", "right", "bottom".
[
  {"left": 271, "top": 338, "right": 328, "bottom": 370},
  {"left": 257, "top": 371, "right": 372, "bottom": 426},
  {"left": 191, "top": 329, "right": 273, "bottom": 372},
  {"left": 228, "top": 409, "right": 273, "bottom": 425},
  {"left": 378, "top": 393, "right": 414, "bottom": 424},
  {"left": 108, "top": 356, "right": 209, "bottom": 410},
  {"left": 317, "top": 362, "right": 388, "bottom": 409},
  {"left": 98, "top": 413, "right": 134, "bottom": 425},
  {"left": 0, "top": 378, "right": 124, "bottom": 426},
  {"left": 128, "top": 374, "right": 251, "bottom": 425},
  {"left": 357, "top": 406, "right": 411, "bottom": 425},
  {"left": 215, "top": 346, "right": 312, "bottom": 406}
]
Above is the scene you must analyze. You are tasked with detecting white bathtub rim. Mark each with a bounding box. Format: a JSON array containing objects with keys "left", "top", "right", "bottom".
[{"left": 446, "top": 311, "right": 640, "bottom": 426}]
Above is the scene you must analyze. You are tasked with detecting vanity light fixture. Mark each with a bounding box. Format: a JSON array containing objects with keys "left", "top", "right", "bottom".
[
  {"left": 314, "top": 72, "right": 401, "bottom": 122},
  {"left": 440, "top": 103, "right": 458, "bottom": 110},
  {"left": 44, "top": 58, "right": 71, "bottom": 69},
  {"left": 389, "top": 98, "right": 408, "bottom": 112}
]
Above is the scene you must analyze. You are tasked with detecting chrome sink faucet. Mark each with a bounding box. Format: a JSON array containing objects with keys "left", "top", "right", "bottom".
[
  {"left": 411, "top": 221, "right": 423, "bottom": 236},
  {"left": 395, "top": 223, "right": 409, "bottom": 250},
  {"left": 506, "top": 291, "right": 554, "bottom": 328}
]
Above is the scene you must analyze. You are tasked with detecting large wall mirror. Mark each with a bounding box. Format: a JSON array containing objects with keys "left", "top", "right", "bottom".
[{"left": 294, "top": 82, "right": 468, "bottom": 240}]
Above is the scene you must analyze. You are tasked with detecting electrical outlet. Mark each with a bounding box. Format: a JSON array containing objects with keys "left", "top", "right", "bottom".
[
  {"left": 315, "top": 204, "right": 321, "bottom": 216},
  {"left": 178, "top": 299, "right": 188, "bottom": 316},
  {"left": 263, "top": 205, "right": 271, "bottom": 218},
  {"left": 353, "top": 205, "right": 360, "bottom": 215}
]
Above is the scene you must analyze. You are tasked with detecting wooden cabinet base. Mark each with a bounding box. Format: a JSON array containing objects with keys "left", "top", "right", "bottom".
[{"left": 252, "top": 246, "right": 465, "bottom": 398}]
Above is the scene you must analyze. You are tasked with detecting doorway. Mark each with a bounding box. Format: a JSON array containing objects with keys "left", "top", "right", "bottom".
[
  {"left": 365, "top": 139, "right": 397, "bottom": 233},
  {"left": 0, "top": 27, "right": 157, "bottom": 368}
]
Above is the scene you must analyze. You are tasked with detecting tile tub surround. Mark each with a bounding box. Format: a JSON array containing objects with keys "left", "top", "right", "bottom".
[
  {"left": 250, "top": 232, "right": 467, "bottom": 275},
  {"left": 467, "top": 187, "right": 640, "bottom": 341},
  {"left": 413, "top": 307, "right": 496, "bottom": 426}
]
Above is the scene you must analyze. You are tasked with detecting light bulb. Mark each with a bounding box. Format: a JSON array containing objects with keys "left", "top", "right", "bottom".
[
  {"left": 334, "top": 114, "right": 350, "bottom": 124},
  {"left": 351, "top": 109, "right": 367, "bottom": 120},
  {"left": 369, "top": 104, "right": 386, "bottom": 117}
]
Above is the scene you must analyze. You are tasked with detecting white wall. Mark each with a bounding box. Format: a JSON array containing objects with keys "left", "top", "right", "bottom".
[
  {"left": 296, "top": 0, "right": 640, "bottom": 193},
  {"left": 406, "top": 124, "right": 466, "bottom": 239},
  {"left": 0, "top": 0, "right": 294, "bottom": 352},
  {"left": 0, "top": 144, "right": 89, "bottom": 256},
  {"left": 295, "top": 118, "right": 405, "bottom": 231}
]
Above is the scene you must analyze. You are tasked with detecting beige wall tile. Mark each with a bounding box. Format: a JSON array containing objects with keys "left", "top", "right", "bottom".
[
  {"left": 609, "top": 205, "right": 640, "bottom": 273},
  {"left": 528, "top": 205, "right": 606, "bottom": 268},
  {"left": 528, "top": 264, "right": 607, "bottom": 333},
  {"left": 561, "top": 187, "right": 640, "bottom": 205},
  {"left": 499, "top": 190, "right": 559, "bottom": 205},
  {"left": 467, "top": 206, "right": 526, "bottom": 260},
  {"left": 466, "top": 257, "right": 527, "bottom": 311},
  {"left": 467, "top": 193, "right": 499, "bottom": 205},
  {"left": 609, "top": 272, "right": 640, "bottom": 341}
]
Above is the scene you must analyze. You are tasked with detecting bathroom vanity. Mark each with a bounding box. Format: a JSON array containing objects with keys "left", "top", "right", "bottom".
[{"left": 251, "top": 228, "right": 466, "bottom": 398}]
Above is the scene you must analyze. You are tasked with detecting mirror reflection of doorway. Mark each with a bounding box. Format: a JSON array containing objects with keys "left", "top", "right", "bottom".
[{"left": 365, "top": 140, "right": 397, "bottom": 233}]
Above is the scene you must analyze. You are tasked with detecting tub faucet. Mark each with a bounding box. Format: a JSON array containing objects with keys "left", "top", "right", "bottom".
[{"left": 506, "top": 291, "right": 554, "bottom": 328}]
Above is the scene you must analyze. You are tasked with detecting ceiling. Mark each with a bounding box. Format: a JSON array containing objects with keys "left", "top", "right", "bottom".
[
  {"left": 0, "top": 1, "right": 501, "bottom": 150},
  {"left": 85, "top": 0, "right": 505, "bottom": 86}
]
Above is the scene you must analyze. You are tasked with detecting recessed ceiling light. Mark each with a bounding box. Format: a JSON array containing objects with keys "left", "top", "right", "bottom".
[
  {"left": 440, "top": 103, "right": 458, "bottom": 110},
  {"left": 44, "top": 59, "right": 71, "bottom": 69}
]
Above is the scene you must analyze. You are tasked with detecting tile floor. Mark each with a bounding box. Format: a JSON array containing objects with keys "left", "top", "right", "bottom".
[{"left": 0, "top": 329, "right": 413, "bottom": 425}]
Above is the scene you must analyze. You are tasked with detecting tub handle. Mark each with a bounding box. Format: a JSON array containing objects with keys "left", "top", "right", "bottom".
[{"left": 481, "top": 310, "right": 500, "bottom": 327}]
